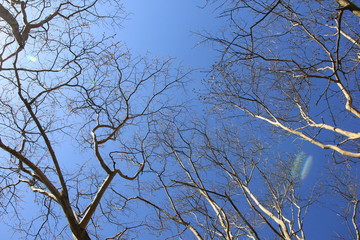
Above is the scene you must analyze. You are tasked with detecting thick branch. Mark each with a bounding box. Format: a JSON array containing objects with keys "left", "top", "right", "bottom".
[
  {"left": 0, "top": 138, "right": 61, "bottom": 201},
  {"left": 80, "top": 171, "right": 117, "bottom": 228},
  {"left": 352, "top": 200, "right": 360, "bottom": 240},
  {"left": 14, "top": 69, "right": 69, "bottom": 199},
  {"left": 234, "top": 104, "right": 360, "bottom": 158},
  {"left": 241, "top": 184, "right": 292, "bottom": 240},
  {"left": 0, "top": 4, "right": 23, "bottom": 46},
  {"left": 335, "top": 0, "right": 360, "bottom": 17}
]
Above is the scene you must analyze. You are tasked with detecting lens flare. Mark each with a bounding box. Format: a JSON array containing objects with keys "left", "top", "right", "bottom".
[
  {"left": 300, "top": 156, "right": 313, "bottom": 180},
  {"left": 291, "top": 152, "right": 305, "bottom": 179},
  {"left": 26, "top": 55, "right": 37, "bottom": 62},
  {"left": 291, "top": 152, "right": 313, "bottom": 181}
]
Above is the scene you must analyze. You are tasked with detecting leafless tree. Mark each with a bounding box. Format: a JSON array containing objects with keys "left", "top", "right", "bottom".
[
  {"left": 324, "top": 162, "right": 359, "bottom": 240},
  {"left": 1, "top": 0, "right": 358, "bottom": 239},
  {"left": 119, "top": 118, "right": 318, "bottom": 240},
  {"left": 107, "top": 1, "right": 360, "bottom": 238},
  {"left": 202, "top": 0, "right": 360, "bottom": 160},
  {"left": 0, "top": 1, "right": 187, "bottom": 239}
]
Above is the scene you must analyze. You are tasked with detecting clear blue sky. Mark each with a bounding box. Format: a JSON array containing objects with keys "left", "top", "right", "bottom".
[{"left": 120, "top": 0, "right": 222, "bottom": 67}]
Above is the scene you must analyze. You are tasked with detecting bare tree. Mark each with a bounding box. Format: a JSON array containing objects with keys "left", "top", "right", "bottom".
[
  {"left": 0, "top": 0, "right": 358, "bottom": 239},
  {"left": 121, "top": 118, "right": 318, "bottom": 240},
  {"left": 324, "top": 162, "right": 360, "bottom": 240},
  {"left": 104, "top": 1, "right": 359, "bottom": 238},
  {"left": 202, "top": 0, "right": 360, "bottom": 159},
  {"left": 0, "top": 1, "right": 187, "bottom": 239}
]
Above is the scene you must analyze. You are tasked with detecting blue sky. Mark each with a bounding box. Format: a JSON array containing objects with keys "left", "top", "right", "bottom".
[{"left": 120, "top": 0, "right": 222, "bottom": 67}]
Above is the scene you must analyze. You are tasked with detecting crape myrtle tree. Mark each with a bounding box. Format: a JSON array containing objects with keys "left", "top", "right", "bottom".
[
  {"left": 0, "top": 0, "right": 187, "bottom": 239},
  {"left": 114, "top": 0, "right": 360, "bottom": 239},
  {"left": 191, "top": 0, "right": 359, "bottom": 238},
  {"left": 139, "top": 124, "right": 358, "bottom": 239},
  {"left": 129, "top": 118, "right": 317, "bottom": 239},
  {"left": 202, "top": 0, "right": 360, "bottom": 160}
]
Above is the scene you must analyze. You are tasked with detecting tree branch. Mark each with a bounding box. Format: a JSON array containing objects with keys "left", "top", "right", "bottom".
[
  {"left": 0, "top": 3, "right": 24, "bottom": 47},
  {"left": 80, "top": 171, "right": 117, "bottom": 228},
  {"left": 335, "top": 0, "right": 360, "bottom": 17}
]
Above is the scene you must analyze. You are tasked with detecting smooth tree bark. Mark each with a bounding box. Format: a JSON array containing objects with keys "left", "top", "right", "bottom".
[
  {"left": 335, "top": 0, "right": 360, "bottom": 16},
  {"left": 202, "top": 0, "right": 360, "bottom": 160},
  {"left": 117, "top": 118, "right": 314, "bottom": 239}
]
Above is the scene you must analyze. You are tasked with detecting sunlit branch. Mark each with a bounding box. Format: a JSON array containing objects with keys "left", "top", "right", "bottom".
[
  {"left": 335, "top": 0, "right": 360, "bottom": 17},
  {"left": 234, "top": 103, "right": 360, "bottom": 158},
  {"left": 80, "top": 171, "right": 117, "bottom": 228},
  {"left": 0, "top": 138, "right": 61, "bottom": 202},
  {"left": 352, "top": 200, "right": 360, "bottom": 240}
]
